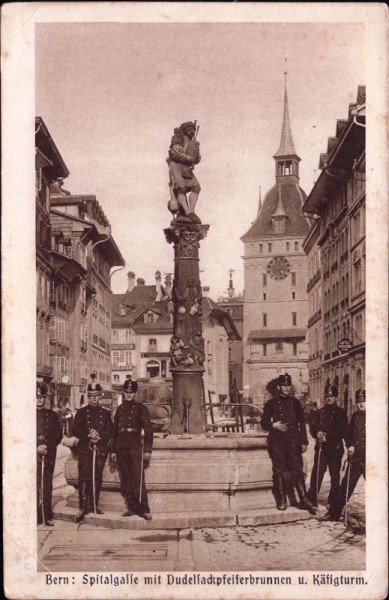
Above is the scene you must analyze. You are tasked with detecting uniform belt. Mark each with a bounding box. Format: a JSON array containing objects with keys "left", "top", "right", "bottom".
[{"left": 119, "top": 427, "right": 139, "bottom": 433}]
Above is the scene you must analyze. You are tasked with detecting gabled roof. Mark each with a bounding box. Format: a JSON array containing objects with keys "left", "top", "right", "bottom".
[
  {"left": 241, "top": 183, "right": 309, "bottom": 241},
  {"left": 35, "top": 117, "right": 69, "bottom": 178},
  {"left": 111, "top": 285, "right": 158, "bottom": 326},
  {"left": 203, "top": 297, "right": 241, "bottom": 341},
  {"left": 303, "top": 86, "right": 366, "bottom": 215},
  {"left": 111, "top": 289, "right": 241, "bottom": 341}
]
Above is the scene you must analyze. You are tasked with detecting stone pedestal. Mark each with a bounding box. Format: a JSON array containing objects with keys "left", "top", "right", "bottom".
[
  {"left": 60, "top": 435, "right": 282, "bottom": 528},
  {"left": 164, "top": 222, "right": 209, "bottom": 434}
]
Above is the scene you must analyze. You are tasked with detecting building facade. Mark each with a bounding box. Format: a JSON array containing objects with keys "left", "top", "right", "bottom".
[
  {"left": 302, "top": 220, "right": 323, "bottom": 405},
  {"left": 302, "top": 86, "right": 365, "bottom": 415},
  {"left": 217, "top": 273, "right": 244, "bottom": 399},
  {"left": 111, "top": 274, "right": 240, "bottom": 403},
  {"left": 241, "top": 84, "right": 310, "bottom": 405},
  {"left": 35, "top": 117, "right": 70, "bottom": 393},
  {"left": 36, "top": 116, "right": 125, "bottom": 410},
  {"left": 50, "top": 194, "right": 125, "bottom": 410}
]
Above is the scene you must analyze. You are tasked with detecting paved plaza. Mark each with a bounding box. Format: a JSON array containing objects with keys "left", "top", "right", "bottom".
[{"left": 38, "top": 446, "right": 365, "bottom": 572}]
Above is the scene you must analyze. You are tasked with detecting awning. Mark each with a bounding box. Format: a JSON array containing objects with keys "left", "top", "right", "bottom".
[{"left": 248, "top": 329, "right": 306, "bottom": 341}]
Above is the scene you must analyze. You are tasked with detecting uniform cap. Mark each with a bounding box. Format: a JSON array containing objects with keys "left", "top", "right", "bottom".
[
  {"left": 37, "top": 382, "right": 48, "bottom": 397},
  {"left": 123, "top": 379, "right": 138, "bottom": 393},
  {"left": 355, "top": 389, "right": 366, "bottom": 401},
  {"left": 278, "top": 373, "right": 292, "bottom": 386},
  {"left": 87, "top": 383, "right": 102, "bottom": 396},
  {"left": 324, "top": 384, "right": 338, "bottom": 397}
]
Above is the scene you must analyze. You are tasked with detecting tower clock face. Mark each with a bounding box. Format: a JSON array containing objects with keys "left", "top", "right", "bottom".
[{"left": 267, "top": 256, "right": 291, "bottom": 280}]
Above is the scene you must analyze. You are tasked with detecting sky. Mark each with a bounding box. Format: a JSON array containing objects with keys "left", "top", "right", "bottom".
[{"left": 36, "top": 22, "right": 365, "bottom": 298}]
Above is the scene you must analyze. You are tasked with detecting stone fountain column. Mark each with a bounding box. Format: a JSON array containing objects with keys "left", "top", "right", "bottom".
[{"left": 164, "top": 222, "right": 209, "bottom": 434}]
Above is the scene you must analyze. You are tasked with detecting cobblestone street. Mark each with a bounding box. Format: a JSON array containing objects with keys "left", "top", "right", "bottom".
[{"left": 39, "top": 446, "right": 365, "bottom": 572}]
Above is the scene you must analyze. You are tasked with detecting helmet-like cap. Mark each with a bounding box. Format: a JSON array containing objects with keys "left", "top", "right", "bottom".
[
  {"left": 123, "top": 379, "right": 138, "bottom": 393},
  {"left": 355, "top": 389, "right": 366, "bottom": 401},
  {"left": 87, "top": 383, "right": 102, "bottom": 396},
  {"left": 37, "top": 382, "right": 48, "bottom": 397},
  {"left": 278, "top": 373, "right": 292, "bottom": 386},
  {"left": 324, "top": 384, "right": 338, "bottom": 397}
]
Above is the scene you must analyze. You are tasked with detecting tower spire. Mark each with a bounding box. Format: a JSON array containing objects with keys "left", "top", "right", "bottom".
[{"left": 274, "top": 60, "right": 297, "bottom": 158}]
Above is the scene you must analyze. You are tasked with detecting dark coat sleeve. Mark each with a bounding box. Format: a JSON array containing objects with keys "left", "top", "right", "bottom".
[
  {"left": 52, "top": 412, "right": 63, "bottom": 447},
  {"left": 309, "top": 409, "right": 320, "bottom": 439},
  {"left": 296, "top": 400, "right": 309, "bottom": 446},
  {"left": 112, "top": 405, "right": 121, "bottom": 452},
  {"left": 141, "top": 405, "right": 154, "bottom": 454},
  {"left": 345, "top": 414, "right": 356, "bottom": 448},
  {"left": 259, "top": 400, "right": 273, "bottom": 432},
  {"left": 72, "top": 409, "right": 89, "bottom": 443},
  {"left": 99, "top": 409, "right": 112, "bottom": 448},
  {"left": 339, "top": 408, "right": 349, "bottom": 442}
]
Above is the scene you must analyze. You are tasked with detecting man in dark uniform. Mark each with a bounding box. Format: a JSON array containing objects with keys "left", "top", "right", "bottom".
[
  {"left": 111, "top": 379, "right": 153, "bottom": 520},
  {"left": 36, "top": 382, "right": 63, "bottom": 526},
  {"left": 260, "top": 373, "right": 315, "bottom": 513},
  {"left": 323, "top": 389, "right": 366, "bottom": 521},
  {"left": 307, "top": 384, "right": 348, "bottom": 508},
  {"left": 72, "top": 379, "right": 112, "bottom": 522}
]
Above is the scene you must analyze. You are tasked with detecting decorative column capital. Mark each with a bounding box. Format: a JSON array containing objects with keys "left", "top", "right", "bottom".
[{"left": 164, "top": 222, "right": 209, "bottom": 248}]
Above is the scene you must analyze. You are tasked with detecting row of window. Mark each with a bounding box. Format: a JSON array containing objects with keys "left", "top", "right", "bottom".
[
  {"left": 36, "top": 213, "right": 51, "bottom": 252},
  {"left": 247, "top": 241, "right": 300, "bottom": 255},
  {"left": 309, "top": 285, "right": 322, "bottom": 317},
  {"left": 37, "top": 271, "right": 51, "bottom": 311},
  {"left": 50, "top": 356, "right": 73, "bottom": 383},
  {"left": 262, "top": 291, "right": 296, "bottom": 301},
  {"left": 36, "top": 169, "right": 50, "bottom": 212},
  {"left": 112, "top": 329, "right": 135, "bottom": 343},
  {"left": 323, "top": 274, "right": 349, "bottom": 314},
  {"left": 112, "top": 350, "right": 133, "bottom": 366},
  {"left": 36, "top": 318, "right": 50, "bottom": 367},
  {"left": 350, "top": 205, "right": 366, "bottom": 248},
  {"left": 262, "top": 272, "right": 296, "bottom": 287},
  {"left": 50, "top": 317, "right": 69, "bottom": 345},
  {"left": 307, "top": 249, "right": 321, "bottom": 282},
  {"left": 258, "top": 312, "right": 298, "bottom": 327},
  {"left": 251, "top": 342, "right": 299, "bottom": 357}
]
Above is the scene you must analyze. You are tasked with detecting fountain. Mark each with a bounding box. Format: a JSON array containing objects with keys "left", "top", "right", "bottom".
[{"left": 56, "top": 121, "right": 313, "bottom": 528}]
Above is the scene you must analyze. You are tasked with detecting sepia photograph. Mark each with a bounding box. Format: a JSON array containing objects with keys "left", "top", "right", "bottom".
[{"left": 2, "top": 3, "right": 388, "bottom": 599}]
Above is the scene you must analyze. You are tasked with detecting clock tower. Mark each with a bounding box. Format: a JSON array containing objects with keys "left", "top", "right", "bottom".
[{"left": 241, "top": 79, "right": 310, "bottom": 406}]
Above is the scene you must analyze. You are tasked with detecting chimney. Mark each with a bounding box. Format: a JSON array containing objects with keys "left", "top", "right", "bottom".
[
  {"left": 203, "top": 286, "right": 210, "bottom": 298},
  {"left": 127, "top": 271, "right": 135, "bottom": 292},
  {"left": 155, "top": 271, "right": 162, "bottom": 300},
  {"left": 137, "top": 278, "right": 145, "bottom": 286},
  {"left": 165, "top": 274, "right": 172, "bottom": 299}
]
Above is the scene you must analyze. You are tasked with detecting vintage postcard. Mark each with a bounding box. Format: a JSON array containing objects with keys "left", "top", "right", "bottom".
[{"left": 2, "top": 3, "right": 388, "bottom": 599}]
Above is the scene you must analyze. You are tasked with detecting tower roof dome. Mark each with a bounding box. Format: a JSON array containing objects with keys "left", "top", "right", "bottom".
[{"left": 241, "top": 183, "right": 309, "bottom": 240}]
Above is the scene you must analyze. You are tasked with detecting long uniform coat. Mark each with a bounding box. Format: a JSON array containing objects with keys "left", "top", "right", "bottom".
[
  {"left": 37, "top": 407, "right": 62, "bottom": 523},
  {"left": 72, "top": 404, "right": 112, "bottom": 490},
  {"left": 260, "top": 394, "right": 308, "bottom": 481},
  {"left": 308, "top": 403, "right": 348, "bottom": 506},
  {"left": 331, "top": 409, "right": 366, "bottom": 518},
  {"left": 112, "top": 399, "right": 153, "bottom": 515}
]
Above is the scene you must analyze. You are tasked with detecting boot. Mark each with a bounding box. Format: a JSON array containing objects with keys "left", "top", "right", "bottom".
[
  {"left": 295, "top": 475, "right": 316, "bottom": 514},
  {"left": 284, "top": 478, "right": 299, "bottom": 508},
  {"left": 94, "top": 482, "right": 104, "bottom": 515},
  {"left": 75, "top": 481, "right": 88, "bottom": 523},
  {"left": 274, "top": 477, "right": 287, "bottom": 511}
]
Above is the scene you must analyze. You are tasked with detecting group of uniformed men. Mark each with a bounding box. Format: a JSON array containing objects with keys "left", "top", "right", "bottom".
[
  {"left": 37, "top": 372, "right": 366, "bottom": 526},
  {"left": 36, "top": 374, "right": 153, "bottom": 526},
  {"left": 260, "top": 373, "right": 366, "bottom": 522}
]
